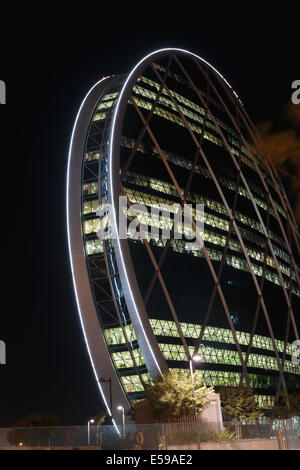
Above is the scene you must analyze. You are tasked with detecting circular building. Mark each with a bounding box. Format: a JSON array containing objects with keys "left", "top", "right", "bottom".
[{"left": 67, "top": 49, "right": 300, "bottom": 424}]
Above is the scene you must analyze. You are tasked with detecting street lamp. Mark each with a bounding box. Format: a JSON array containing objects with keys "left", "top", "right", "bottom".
[
  {"left": 87, "top": 419, "right": 94, "bottom": 446},
  {"left": 117, "top": 406, "right": 125, "bottom": 439},
  {"left": 189, "top": 352, "right": 203, "bottom": 450}
]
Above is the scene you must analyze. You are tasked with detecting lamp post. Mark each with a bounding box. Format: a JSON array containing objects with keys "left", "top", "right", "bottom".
[
  {"left": 117, "top": 406, "right": 125, "bottom": 439},
  {"left": 189, "top": 352, "right": 203, "bottom": 450},
  {"left": 87, "top": 419, "right": 94, "bottom": 445},
  {"left": 100, "top": 377, "right": 112, "bottom": 421}
]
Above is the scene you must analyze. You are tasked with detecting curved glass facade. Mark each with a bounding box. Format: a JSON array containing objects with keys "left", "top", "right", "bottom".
[{"left": 70, "top": 49, "right": 300, "bottom": 412}]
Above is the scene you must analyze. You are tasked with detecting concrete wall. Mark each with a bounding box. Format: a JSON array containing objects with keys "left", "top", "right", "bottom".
[
  {"left": 200, "top": 393, "right": 223, "bottom": 427},
  {"left": 168, "top": 439, "right": 279, "bottom": 450}
]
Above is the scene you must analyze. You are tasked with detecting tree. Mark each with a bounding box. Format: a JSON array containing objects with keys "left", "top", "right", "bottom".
[
  {"left": 269, "top": 391, "right": 300, "bottom": 419},
  {"left": 93, "top": 411, "right": 107, "bottom": 425},
  {"left": 7, "top": 412, "right": 60, "bottom": 447},
  {"left": 253, "top": 103, "right": 300, "bottom": 227},
  {"left": 16, "top": 412, "right": 59, "bottom": 427},
  {"left": 216, "top": 386, "right": 263, "bottom": 439},
  {"left": 217, "top": 386, "right": 263, "bottom": 422},
  {"left": 144, "top": 369, "right": 214, "bottom": 421}
]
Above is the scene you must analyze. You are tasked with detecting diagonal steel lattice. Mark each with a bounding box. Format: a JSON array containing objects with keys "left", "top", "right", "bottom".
[
  {"left": 72, "top": 50, "right": 300, "bottom": 417},
  {"left": 113, "top": 51, "right": 300, "bottom": 401}
]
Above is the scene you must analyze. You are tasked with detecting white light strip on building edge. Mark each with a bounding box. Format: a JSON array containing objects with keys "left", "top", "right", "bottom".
[
  {"left": 66, "top": 76, "right": 120, "bottom": 435},
  {"left": 109, "top": 48, "right": 243, "bottom": 380}
]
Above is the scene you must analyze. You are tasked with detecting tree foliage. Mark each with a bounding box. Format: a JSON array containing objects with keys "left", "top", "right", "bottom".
[
  {"left": 144, "top": 369, "right": 214, "bottom": 420},
  {"left": 269, "top": 391, "right": 300, "bottom": 419},
  {"left": 14, "top": 412, "right": 59, "bottom": 427},
  {"left": 93, "top": 411, "right": 107, "bottom": 425},
  {"left": 7, "top": 412, "right": 60, "bottom": 446},
  {"left": 217, "top": 386, "right": 263, "bottom": 422},
  {"left": 253, "top": 103, "right": 300, "bottom": 227}
]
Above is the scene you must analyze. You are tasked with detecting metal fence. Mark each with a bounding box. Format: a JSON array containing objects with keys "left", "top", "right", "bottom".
[{"left": 0, "top": 418, "right": 299, "bottom": 450}]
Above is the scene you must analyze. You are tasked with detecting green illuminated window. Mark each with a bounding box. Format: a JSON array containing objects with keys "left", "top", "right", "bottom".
[
  {"left": 104, "top": 320, "right": 297, "bottom": 360},
  {"left": 120, "top": 373, "right": 152, "bottom": 393}
]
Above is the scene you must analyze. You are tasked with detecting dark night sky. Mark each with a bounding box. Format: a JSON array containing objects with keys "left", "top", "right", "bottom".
[{"left": 0, "top": 6, "right": 299, "bottom": 426}]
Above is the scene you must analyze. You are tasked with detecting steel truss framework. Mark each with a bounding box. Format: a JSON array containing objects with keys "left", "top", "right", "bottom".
[{"left": 68, "top": 49, "right": 300, "bottom": 416}]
